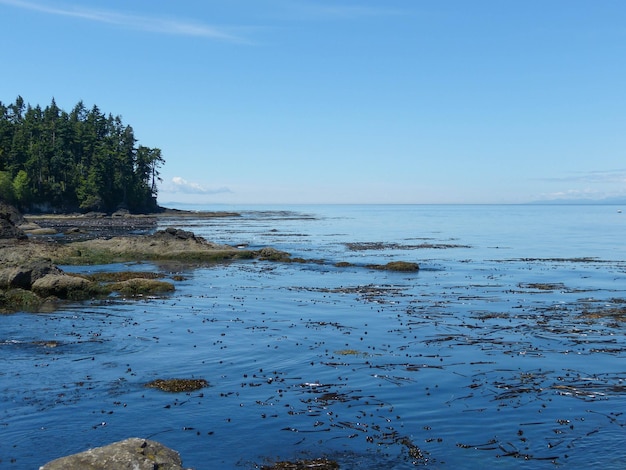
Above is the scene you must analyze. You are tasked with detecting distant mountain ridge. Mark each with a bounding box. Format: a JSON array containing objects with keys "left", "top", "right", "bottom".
[{"left": 531, "top": 197, "right": 626, "bottom": 205}]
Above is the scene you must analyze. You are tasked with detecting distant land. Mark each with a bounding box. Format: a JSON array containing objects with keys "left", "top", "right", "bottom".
[
  {"left": 160, "top": 200, "right": 626, "bottom": 207},
  {"left": 531, "top": 197, "right": 626, "bottom": 205}
]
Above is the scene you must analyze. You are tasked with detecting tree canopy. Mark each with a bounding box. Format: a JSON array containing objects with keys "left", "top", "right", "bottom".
[{"left": 0, "top": 96, "right": 164, "bottom": 213}]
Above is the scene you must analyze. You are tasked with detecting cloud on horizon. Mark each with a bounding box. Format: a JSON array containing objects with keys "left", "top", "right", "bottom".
[
  {"left": 167, "top": 177, "right": 232, "bottom": 195},
  {"left": 538, "top": 169, "right": 626, "bottom": 184},
  {"left": 0, "top": 0, "right": 248, "bottom": 42},
  {"left": 532, "top": 168, "right": 626, "bottom": 202}
]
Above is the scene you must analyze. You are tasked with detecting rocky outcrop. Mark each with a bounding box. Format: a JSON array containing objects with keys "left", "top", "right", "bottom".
[
  {"left": 39, "top": 437, "right": 187, "bottom": 470},
  {"left": 0, "top": 201, "right": 27, "bottom": 240},
  {"left": 56, "top": 227, "right": 253, "bottom": 264},
  {"left": 0, "top": 259, "right": 61, "bottom": 290}
]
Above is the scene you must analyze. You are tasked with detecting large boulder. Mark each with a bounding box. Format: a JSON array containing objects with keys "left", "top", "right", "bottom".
[
  {"left": 39, "top": 437, "right": 187, "bottom": 470},
  {"left": 31, "top": 273, "right": 94, "bottom": 299},
  {"left": 0, "top": 259, "right": 61, "bottom": 290},
  {"left": 0, "top": 201, "right": 27, "bottom": 240}
]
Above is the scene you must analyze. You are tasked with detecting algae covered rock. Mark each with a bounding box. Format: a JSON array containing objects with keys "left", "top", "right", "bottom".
[
  {"left": 109, "top": 278, "right": 175, "bottom": 296},
  {"left": 257, "top": 247, "right": 292, "bottom": 262},
  {"left": 39, "top": 437, "right": 186, "bottom": 470},
  {"left": 368, "top": 261, "right": 419, "bottom": 272},
  {"left": 31, "top": 273, "right": 95, "bottom": 299},
  {"left": 59, "top": 227, "right": 250, "bottom": 263},
  {"left": 0, "top": 288, "right": 44, "bottom": 312}
]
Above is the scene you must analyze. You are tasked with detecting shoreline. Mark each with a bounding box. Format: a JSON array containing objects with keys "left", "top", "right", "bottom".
[
  {"left": 1, "top": 204, "right": 418, "bottom": 314},
  {"left": 0, "top": 206, "right": 254, "bottom": 313}
]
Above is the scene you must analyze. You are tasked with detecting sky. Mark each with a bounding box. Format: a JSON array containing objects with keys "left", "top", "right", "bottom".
[{"left": 2, "top": 0, "right": 626, "bottom": 205}]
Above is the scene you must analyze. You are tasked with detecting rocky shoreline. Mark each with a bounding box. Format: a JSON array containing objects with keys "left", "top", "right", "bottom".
[
  {"left": 2, "top": 202, "right": 418, "bottom": 468},
  {"left": 1, "top": 204, "right": 418, "bottom": 314},
  {"left": 0, "top": 203, "right": 265, "bottom": 312}
]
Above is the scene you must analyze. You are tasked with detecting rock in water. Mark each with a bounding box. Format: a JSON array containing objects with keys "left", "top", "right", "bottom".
[{"left": 39, "top": 437, "right": 187, "bottom": 470}]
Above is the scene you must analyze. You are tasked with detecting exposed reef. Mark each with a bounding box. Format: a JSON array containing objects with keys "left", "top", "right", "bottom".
[{"left": 0, "top": 204, "right": 420, "bottom": 313}]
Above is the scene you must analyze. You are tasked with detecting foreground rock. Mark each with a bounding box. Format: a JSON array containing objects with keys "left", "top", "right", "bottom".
[
  {"left": 39, "top": 437, "right": 187, "bottom": 470},
  {"left": 31, "top": 273, "right": 94, "bottom": 299},
  {"left": 0, "top": 259, "right": 61, "bottom": 290}
]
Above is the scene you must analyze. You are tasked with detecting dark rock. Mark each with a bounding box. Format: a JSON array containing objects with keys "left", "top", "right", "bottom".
[
  {"left": 0, "top": 201, "right": 27, "bottom": 240},
  {"left": 0, "top": 200, "right": 24, "bottom": 225},
  {"left": 160, "top": 227, "right": 198, "bottom": 241},
  {"left": 112, "top": 208, "right": 130, "bottom": 217},
  {"left": 2, "top": 260, "right": 61, "bottom": 290},
  {"left": 39, "top": 437, "right": 187, "bottom": 470}
]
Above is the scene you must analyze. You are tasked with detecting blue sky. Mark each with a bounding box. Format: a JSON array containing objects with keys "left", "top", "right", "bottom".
[{"left": 2, "top": 0, "right": 626, "bottom": 205}]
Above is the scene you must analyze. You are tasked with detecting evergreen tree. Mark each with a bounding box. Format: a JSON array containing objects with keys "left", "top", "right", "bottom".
[{"left": 0, "top": 96, "right": 164, "bottom": 213}]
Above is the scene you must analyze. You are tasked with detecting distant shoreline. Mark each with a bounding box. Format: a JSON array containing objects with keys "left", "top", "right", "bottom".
[{"left": 22, "top": 208, "right": 241, "bottom": 241}]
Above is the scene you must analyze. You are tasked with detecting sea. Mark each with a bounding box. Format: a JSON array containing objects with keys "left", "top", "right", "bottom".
[{"left": 1, "top": 204, "right": 625, "bottom": 469}]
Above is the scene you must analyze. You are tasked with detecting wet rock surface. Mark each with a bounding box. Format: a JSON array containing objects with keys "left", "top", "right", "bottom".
[{"left": 39, "top": 437, "right": 187, "bottom": 470}]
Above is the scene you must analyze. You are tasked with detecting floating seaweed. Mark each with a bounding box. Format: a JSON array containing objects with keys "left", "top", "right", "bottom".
[{"left": 144, "top": 378, "right": 209, "bottom": 393}]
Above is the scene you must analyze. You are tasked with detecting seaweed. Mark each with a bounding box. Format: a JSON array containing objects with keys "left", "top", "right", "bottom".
[{"left": 144, "top": 378, "right": 209, "bottom": 393}]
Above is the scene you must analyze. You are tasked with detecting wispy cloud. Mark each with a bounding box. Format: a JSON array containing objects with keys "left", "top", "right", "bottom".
[
  {"left": 169, "top": 177, "right": 232, "bottom": 195},
  {"left": 539, "top": 169, "right": 626, "bottom": 184},
  {"left": 0, "top": 0, "right": 248, "bottom": 42},
  {"left": 541, "top": 188, "right": 605, "bottom": 200},
  {"left": 533, "top": 169, "right": 626, "bottom": 202}
]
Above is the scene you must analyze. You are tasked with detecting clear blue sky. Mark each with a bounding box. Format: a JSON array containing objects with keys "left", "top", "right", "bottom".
[{"left": 2, "top": 0, "right": 625, "bottom": 204}]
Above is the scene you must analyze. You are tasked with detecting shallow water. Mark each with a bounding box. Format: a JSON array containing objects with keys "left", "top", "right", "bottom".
[{"left": 1, "top": 205, "right": 625, "bottom": 468}]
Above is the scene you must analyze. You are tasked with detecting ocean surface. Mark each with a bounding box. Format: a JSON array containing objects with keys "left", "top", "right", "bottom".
[{"left": 2, "top": 204, "right": 625, "bottom": 469}]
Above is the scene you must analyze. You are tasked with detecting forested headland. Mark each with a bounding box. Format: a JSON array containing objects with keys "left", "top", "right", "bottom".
[{"left": 0, "top": 96, "right": 164, "bottom": 214}]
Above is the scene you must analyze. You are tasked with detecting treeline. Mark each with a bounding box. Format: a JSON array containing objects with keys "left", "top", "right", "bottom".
[{"left": 0, "top": 96, "right": 164, "bottom": 213}]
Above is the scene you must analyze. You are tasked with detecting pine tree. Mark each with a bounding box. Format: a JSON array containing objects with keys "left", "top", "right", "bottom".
[{"left": 0, "top": 96, "right": 164, "bottom": 212}]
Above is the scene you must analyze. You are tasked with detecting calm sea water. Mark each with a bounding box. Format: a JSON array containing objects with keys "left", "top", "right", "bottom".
[{"left": 1, "top": 205, "right": 625, "bottom": 468}]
